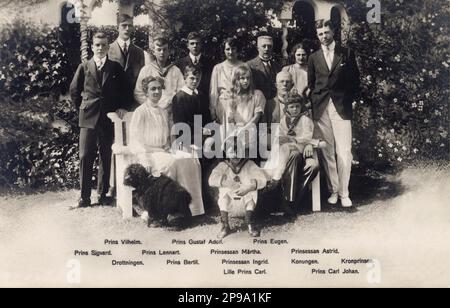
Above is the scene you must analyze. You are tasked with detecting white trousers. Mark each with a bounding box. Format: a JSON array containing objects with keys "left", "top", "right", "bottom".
[{"left": 315, "top": 101, "right": 353, "bottom": 198}]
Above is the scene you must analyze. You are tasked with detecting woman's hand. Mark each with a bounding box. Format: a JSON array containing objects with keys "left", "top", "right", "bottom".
[
  {"left": 304, "top": 158, "right": 316, "bottom": 173},
  {"left": 303, "top": 144, "right": 314, "bottom": 159}
]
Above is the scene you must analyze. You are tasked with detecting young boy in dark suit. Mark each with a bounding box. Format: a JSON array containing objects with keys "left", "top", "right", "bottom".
[
  {"left": 175, "top": 32, "right": 214, "bottom": 103},
  {"left": 172, "top": 65, "right": 211, "bottom": 151},
  {"left": 69, "top": 32, "right": 130, "bottom": 208}
]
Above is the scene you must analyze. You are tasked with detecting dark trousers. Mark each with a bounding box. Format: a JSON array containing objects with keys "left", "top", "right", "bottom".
[
  {"left": 79, "top": 124, "right": 113, "bottom": 200},
  {"left": 281, "top": 153, "right": 319, "bottom": 203}
]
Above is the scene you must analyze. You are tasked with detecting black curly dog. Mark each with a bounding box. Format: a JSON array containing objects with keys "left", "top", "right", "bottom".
[{"left": 124, "top": 164, "right": 192, "bottom": 228}]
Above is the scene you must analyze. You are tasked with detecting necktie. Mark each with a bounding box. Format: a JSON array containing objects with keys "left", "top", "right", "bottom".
[
  {"left": 193, "top": 57, "right": 198, "bottom": 65},
  {"left": 96, "top": 59, "right": 104, "bottom": 71},
  {"left": 96, "top": 59, "right": 104, "bottom": 82},
  {"left": 325, "top": 47, "right": 333, "bottom": 70},
  {"left": 262, "top": 59, "right": 273, "bottom": 77},
  {"left": 123, "top": 43, "right": 128, "bottom": 57}
]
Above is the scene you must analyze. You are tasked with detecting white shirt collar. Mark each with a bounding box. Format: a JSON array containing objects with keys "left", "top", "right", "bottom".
[
  {"left": 93, "top": 56, "right": 107, "bottom": 65},
  {"left": 181, "top": 86, "right": 198, "bottom": 96},
  {"left": 118, "top": 38, "right": 131, "bottom": 49},
  {"left": 259, "top": 56, "right": 272, "bottom": 63},
  {"left": 321, "top": 40, "right": 336, "bottom": 53},
  {"left": 189, "top": 53, "right": 202, "bottom": 64}
]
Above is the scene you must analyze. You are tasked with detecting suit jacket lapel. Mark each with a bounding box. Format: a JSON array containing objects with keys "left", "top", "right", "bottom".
[
  {"left": 88, "top": 59, "right": 101, "bottom": 87},
  {"left": 102, "top": 59, "right": 111, "bottom": 86},
  {"left": 318, "top": 50, "right": 330, "bottom": 73},
  {"left": 124, "top": 44, "right": 136, "bottom": 71},
  {"left": 256, "top": 58, "right": 271, "bottom": 78},
  {"left": 111, "top": 41, "right": 125, "bottom": 67},
  {"left": 329, "top": 46, "right": 343, "bottom": 74}
]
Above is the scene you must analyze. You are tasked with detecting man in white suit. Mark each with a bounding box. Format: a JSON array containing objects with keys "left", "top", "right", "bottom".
[{"left": 308, "top": 20, "right": 360, "bottom": 207}]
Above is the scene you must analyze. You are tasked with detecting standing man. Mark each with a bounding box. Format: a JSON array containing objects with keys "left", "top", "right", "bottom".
[
  {"left": 307, "top": 20, "right": 360, "bottom": 207},
  {"left": 108, "top": 14, "right": 145, "bottom": 110},
  {"left": 107, "top": 14, "right": 145, "bottom": 198},
  {"left": 70, "top": 32, "right": 129, "bottom": 208},
  {"left": 247, "top": 35, "right": 282, "bottom": 101},
  {"left": 175, "top": 32, "right": 214, "bottom": 103}
]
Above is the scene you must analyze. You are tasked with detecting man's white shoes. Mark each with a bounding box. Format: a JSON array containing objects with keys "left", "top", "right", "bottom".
[
  {"left": 340, "top": 197, "right": 353, "bottom": 208},
  {"left": 328, "top": 193, "right": 353, "bottom": 208},
  {"left": 327, "top": 193, "right": 339, "bottom": 205}
]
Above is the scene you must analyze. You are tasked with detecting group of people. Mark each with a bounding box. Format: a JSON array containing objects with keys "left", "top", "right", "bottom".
[{"left": 69, "top": 13, "right": 360, "bottom": 239}]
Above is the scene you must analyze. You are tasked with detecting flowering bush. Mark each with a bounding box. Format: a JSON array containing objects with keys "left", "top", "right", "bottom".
[
  {"left": 0, "top": 19, "right": 72, "bottom": 101},
  {"left": 342, "top": 0, "right": 449, "bottom": 166},
  {"left": 0, "top": 95, "right": 80, "bottom": 189},
  {"left": 0, "top": 20, "right": 81, "bottom": 189}
]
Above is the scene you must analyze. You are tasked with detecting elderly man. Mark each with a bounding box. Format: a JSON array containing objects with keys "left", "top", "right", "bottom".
[
  {"left": 264, "top": 71, "right": 295, "bottom": 127},
  {"left": 247, "top": 35, "right": 282, "bottom": 101},
  {"left": 108, "top": 14, "right": 145, "bottom": 110},
  {"left": 308, "top": 20, "right": 360, "bottom": 207}
]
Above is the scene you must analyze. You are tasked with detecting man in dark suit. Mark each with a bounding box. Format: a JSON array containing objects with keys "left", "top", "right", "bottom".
[
  {"left": 175, "top": 32, "right": 214, "bottom": 102},
  {"left": 107, "top": 14, "right": 146, "bottom": 198},
  {"left": 307, "top": 20, "right": 360, "bottom": 208},
  {"left": 108, "top": 14, "right": 145, "bottom": 110},
  {"left": 70, "top": 32, "right": 129, "bottom": 208},
  {"left": 247, "top": 35, "right": 282, "bottom": 100}
]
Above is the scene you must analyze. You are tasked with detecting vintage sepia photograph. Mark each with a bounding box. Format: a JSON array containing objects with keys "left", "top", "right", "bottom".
[{"left": 0, "top": 0, "right": 449, "bottom": 289}]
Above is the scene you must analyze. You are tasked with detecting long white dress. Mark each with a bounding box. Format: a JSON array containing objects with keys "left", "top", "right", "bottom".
[
  {"left": 129, "top": 100, "right": 205, "bottom": 216},
  {"left": 209, "top": 60, "right": 244, "bottom": 122},
  {"left": 222, "top": 90, "right": 266, "bottom": 151}
]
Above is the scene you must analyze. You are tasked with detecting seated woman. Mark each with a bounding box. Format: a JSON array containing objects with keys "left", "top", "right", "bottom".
[
  {"left": 282, "top": 42, "right": 310, "bottom": 97},
  {"left": 209, "top": 37, "right": 244, "bottom": 123},
  {"left": 222, "top": 64, "right": 266, "bottom": 154},
  {"left": 264, "top": 92, "right": 322, "bottom": 216},
  {"left": 129, "top": 76, "right": 205, "bottom": 218}
]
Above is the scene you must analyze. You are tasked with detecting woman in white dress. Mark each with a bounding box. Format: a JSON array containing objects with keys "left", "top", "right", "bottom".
[
  {"left": 209, "top": 37, "right": 244, "bottom": 123},
  {"left": 282, "top": 42, "right": 309, "bottom": 96},
  {"left": 129, "top": 76, "right": 205, "bottom": 217}
]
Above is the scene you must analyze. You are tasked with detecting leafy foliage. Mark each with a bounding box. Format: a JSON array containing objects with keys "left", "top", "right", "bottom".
[{"left": 342, "top": 0, "right": 449, "bottom": 165}]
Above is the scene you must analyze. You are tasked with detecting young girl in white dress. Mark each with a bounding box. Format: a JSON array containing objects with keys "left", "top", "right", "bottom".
[{"left": 222, "top": 64, "right": 266, "bottom": 154}]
